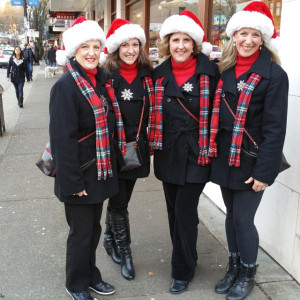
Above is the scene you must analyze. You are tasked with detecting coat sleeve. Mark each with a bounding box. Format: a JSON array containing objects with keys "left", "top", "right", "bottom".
[
  {"left": 251, "top": 66, "right": 289, "bottom": 185},
  {"left": 7, "top": 59, "right": 12, "bottom": 78},
  {"left": 49, "top": 78, "right": 86, "bottom": 196}
]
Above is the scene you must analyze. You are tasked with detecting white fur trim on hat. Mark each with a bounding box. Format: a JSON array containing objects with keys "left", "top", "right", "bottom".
[
  {"left": 106, "top": 23, "right": 146, "bottom": 54},
  {"left": 226, "top": 11, "right": 274, "bottom": 44},
  {"left": 58, "top": 20, "right": 106, "bottom": 66},
  {"left": 56, "top": 49, "right": 69, "bottom": 66},
  {"left": 201, "top": 42, "right": 213, "bottom": 56},
  {"left": 268, "top": 36, "right": 280, "bottom": 53},
  {"left": 160, "top": 14, "right": 204, "bottom": 45}
]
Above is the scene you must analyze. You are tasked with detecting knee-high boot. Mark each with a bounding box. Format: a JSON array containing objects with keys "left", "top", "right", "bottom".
[
  {"left": 110, "top": 211, "right": 135, "bottom": 280},
  {"left": 103, "top": 210, "right": 121, "bottom": 264},
  {"left": 19, "top": 97, "right": 23, "bottom": 108},
  {"left": 226, "top": 264, "right": 258, "bottom": 300}
]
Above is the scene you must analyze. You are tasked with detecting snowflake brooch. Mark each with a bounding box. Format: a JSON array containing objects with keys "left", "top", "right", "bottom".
[
  {"left": 237, "top": 80, "right": 246, "bottom": 92},
  {"left": 121, "top": 89, "right": 134, "bottom": 101},
  {"left": 182, "top": 82, "right": 194, "bottom": 92}
]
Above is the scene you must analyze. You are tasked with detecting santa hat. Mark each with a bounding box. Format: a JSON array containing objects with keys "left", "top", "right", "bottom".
[
  {"left": 226, "top": 1, "right": 279, "bottom": 52},
  {"left": 56, "top": 16, "right": 106, "bottom": 66},
  {"left": 159, "top": 10, "right": 212, "bottom": 55},
  {"left": 105, "top": 18, "right": 146, "bottom": 54}
]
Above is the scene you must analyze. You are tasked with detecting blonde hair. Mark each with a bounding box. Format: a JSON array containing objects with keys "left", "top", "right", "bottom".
[
  {"left": 157, "top": 33, "right": 202, "bottom": 59},
  {"left": 101, "top": 41, "right": 152, "bottom": 74},
  {"left": 219, "top": 37, "right": 281, "bottom": 74}
]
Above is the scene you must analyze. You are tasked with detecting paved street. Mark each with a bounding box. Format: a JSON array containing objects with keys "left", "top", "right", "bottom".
[{"left": 0, "top": 64, "right": 299, "bottom": 300}]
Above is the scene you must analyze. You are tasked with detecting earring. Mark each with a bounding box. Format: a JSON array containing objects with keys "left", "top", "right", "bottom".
[
  {"left": 259, "top": 45, "right": 262, "bottom": 50},
  {"left": 233, "top": 42, "right": 236, "bottom": 47}
]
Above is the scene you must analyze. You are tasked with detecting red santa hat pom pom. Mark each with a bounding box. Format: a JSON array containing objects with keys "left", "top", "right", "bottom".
[
  {"left": 160, "top": 10, "right": 212, "bottom": 55},
  {"left": 105, "top": 18, "right": 146, "bottom": 54},
  {"left": 226, "top": 1, "right": 280, "bottom": 52},
  {"left": 57, "top": 16, "right": 106, "bottom": 65}
]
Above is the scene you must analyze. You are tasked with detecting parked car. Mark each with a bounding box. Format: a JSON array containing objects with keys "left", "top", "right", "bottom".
[
  {"left": 0, "top": 49, "right": 13, "bottom": 68},
  {"left": 209, "top": 45, "right": 222, "bottom": 62},
  {"left": 149, "top": 47, "right": 159, "bottom": 64}
]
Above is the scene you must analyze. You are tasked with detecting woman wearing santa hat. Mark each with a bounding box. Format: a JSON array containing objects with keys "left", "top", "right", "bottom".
[
  {"left": 101, "top": 18, "right": 153, "bottom": 281},
  {"left": 209, "top": 2, "right": 288, "bottom": 300},
  {"left": 50, "top": 17, "right": 127, "bottom": 300},
  {"left": 148, "top": 10, "right": 220, "bottom": 294}
]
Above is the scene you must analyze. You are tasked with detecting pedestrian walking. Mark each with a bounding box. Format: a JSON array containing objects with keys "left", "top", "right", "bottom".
[
  {"left": 42, "top": 45, "right": 49, "bottom": 65},
  {"left": 148, "top": 10, "right": 220, "bottom": 294},
  {"left": 51, "top": 16, "right": 127, "bottom": 300},
  {"left": 208, "top": 2, "right": 289, "bottom": 300},
  {"left": 6, "top": 46, "right": 30, "bottom": 108},
  {"left": 101, "top": 18, "right": 153, "bottom": 280},
  {"left": 48, "top": 45, "right": 57, "bottom": 69},
  {"left": 23, "top": 43, "right": 37, "bottom": 80}
]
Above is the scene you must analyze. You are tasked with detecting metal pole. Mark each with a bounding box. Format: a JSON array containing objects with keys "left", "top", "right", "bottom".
[{"left": 23, "top": 0, "right": 29, "bottom": 43}]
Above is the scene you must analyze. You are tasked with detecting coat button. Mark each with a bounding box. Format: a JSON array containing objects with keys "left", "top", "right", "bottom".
[
  {"left": 183, "top": 144, "right": 188, "bottom": 149},
  {"left": 166, "top": 98, "right": 171, "bottom": 103},
  {"left": 168, "top": 121, "right": 172, "bottom": 127},
  {"left": 167, "top": 144, "right": 171, "bottom": 149},
  {"left": 222, "top": 93, "right": 225, "bottom": 98},
  {"left": 188, "top": 98, "right": 193, "bottom": 103},
  {"left": 184, "top": 120, "right": 188, "bottom": 126}
]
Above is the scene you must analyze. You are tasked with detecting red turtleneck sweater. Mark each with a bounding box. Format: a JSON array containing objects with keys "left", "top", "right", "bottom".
[
  {"left": 119, "top": 61, "right": 138, "bottom": 84},
  {"left": 171, "top": 56, "right": 197, "bottom": 87},
  {"left": 82, "top": 67, "right": 97, "bottom": 87},
  {"left": 235, "top": 49, "right": 260, "bottom": 79}
]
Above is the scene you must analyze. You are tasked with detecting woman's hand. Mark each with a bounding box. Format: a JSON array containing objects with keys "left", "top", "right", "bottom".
[
  {"left": 245, "top": 177, "right": 268, "bottom": 192},
  {"left": 73, "top": 190, "right": 88, "bottom": 197}
]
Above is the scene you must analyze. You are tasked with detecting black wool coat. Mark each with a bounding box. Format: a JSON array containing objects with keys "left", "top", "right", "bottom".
[
  {"left": 210, "top": 48, "right": 289, "bottom": 190},
  {"left": 102, "top": 67, "right": 151, "bottom": 180},
  {"left": 7, "top": 57, "right": 30, "bottom": 83},
  {"left": 153, "top": 53, "right": 220, "bottom": 185},
  {"left": 49, "top": 59, "right": 119, "bottom": 204}
]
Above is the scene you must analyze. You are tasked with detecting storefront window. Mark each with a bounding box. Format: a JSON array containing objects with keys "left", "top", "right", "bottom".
[
  {"left": 149, "top": 0, "right": 199, "bottom": 48},
  {"left": 211, "top": 0, "right": 282, "bottom": 49},
  {"left": 128, "top": 1, "right": 143, "bottom": 27}
]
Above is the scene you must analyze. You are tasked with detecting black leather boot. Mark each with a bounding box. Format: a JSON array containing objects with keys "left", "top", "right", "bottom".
[
  {"left": 215, "top": 256, "right": 240, "bottom": 294},
  {"left": 19, "top": 97, "right": 23, "bottom": 108},
  {"left": 110, "top": 211, "right": 135, "bottom": 280},
  {"left": 103, "top": 210, "right": 121, "bottom": 264},
  {"left": 226, "top": 264, "right": 258, "bottom": 300}
]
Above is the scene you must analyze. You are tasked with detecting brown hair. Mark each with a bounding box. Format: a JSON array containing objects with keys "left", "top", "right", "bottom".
[
  {"left": 219, "top": 37, "right": 281, "bottom": 74},
  {"left": 157, "top": 33, "right": 202, "bottom": 59},
  {"left": 101, "top": 41, "right": 153, "bottom": 74}
]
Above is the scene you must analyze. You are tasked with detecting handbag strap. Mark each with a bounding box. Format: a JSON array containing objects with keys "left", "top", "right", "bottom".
[
  {"left": 222, "top": 95, "right": 258, "bottom": 149},
  {"left": 135, "top": 84, "right": 146, "bottom": 142},
  {"left": 78, "top": 131, "right": 96, "bottom": 143},
  {"left": 176, "top": 97, "right": 199, "bottom": 122}
]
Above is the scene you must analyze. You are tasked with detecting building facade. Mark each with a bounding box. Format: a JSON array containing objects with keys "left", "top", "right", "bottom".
[{"left": 49, "top": 0, "right": 300, "bottom": 283}]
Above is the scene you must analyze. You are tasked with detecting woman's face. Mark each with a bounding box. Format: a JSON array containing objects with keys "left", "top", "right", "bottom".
[
  {"left": 15, "top": 47, "right": 21, "bottom": 55},
  {"left": 118, "top": 38, "right": 140, "bottom": 65},
  {"left": 75, "top": 40, "right": 101, "bottom": 70},
  {"left": 233, "top": 28, "right": 263, "bottom": 57},
  {"left": 169, "top": 32, "right": 194, "bottom": 64}
]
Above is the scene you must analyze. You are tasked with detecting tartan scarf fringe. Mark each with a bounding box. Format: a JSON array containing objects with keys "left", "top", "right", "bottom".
[
  {"left": 209, "top": 73, "right": 262, "bottom": 167},
  {"left": 148, "top": 75, "right": 210, "bottom": 165},
  {"left": 67, "top": 64, "right": 113, "bottom": 180}
]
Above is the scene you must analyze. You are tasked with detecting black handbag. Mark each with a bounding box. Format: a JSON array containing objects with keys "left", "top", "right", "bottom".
[
  {"left": 119, "top": 94, "right": 145, "bottom": 172},
  {"left": 36, "top": 131, "right": 96, "bottom": 177},
  {"left": 222, "top": 96, "right": 290, "bottom": 173}
]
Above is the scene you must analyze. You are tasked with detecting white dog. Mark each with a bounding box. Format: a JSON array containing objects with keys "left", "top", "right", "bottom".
[{"left": 44, "top": 66, "right": 55, "bottom": 78}]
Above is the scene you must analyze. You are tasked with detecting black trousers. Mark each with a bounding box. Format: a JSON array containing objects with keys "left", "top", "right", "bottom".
[
  {"left": 163, "top": 182, "right": 206, "bottom": 281},
  {"left": 221, "top": 187, "right": 264, "bottom": 267},
  {"left": 108, "top": 179, "right": 136, "bottom": 213},
  {"left": 64, "top": 203, "right": 103, "bottom": 292}
]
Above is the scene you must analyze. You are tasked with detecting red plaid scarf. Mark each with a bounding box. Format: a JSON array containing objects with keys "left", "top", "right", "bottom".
[
  {"left": 209, "top": 73, "right": 262, "bottom": 167},
  {"left": 67, "top": 64, "right": 125, "bottom": 180},
  {"left": 148, "top": 75, "right": 211, "bottom": 165}
]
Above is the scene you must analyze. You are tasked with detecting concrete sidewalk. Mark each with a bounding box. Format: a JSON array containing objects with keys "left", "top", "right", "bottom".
[{"left": 0, "top": 64, "right": 299, "bottom": 300}]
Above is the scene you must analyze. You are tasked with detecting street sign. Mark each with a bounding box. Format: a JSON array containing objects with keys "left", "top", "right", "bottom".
[
  {"left": 11, "top": 0, "right": 24, "bottom": 6},
  {"left": 28, "top": 0, "right": 39, "bottom": 6}
]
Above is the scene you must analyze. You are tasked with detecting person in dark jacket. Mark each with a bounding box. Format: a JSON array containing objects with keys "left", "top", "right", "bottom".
[
  {"left": 208, "top": 3, "right": 289, "bottom": 300},
  {"left": 148, "top": 10, "right": 220, "bottom": 294},
  {"left": 47, "top": 45, "right": 57, "bottom": 68},
  {"left": 23, "top": 43, "right": 37, "bottom": 80},
  {"left": 50, "top": 17, "right": 127, "bottom": 300},
  {"left": 6, "top": 46, "right": 30, "bottom": 108},
  {"left": 101, "top": 18, "right": 153, "bottom": 281}
]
